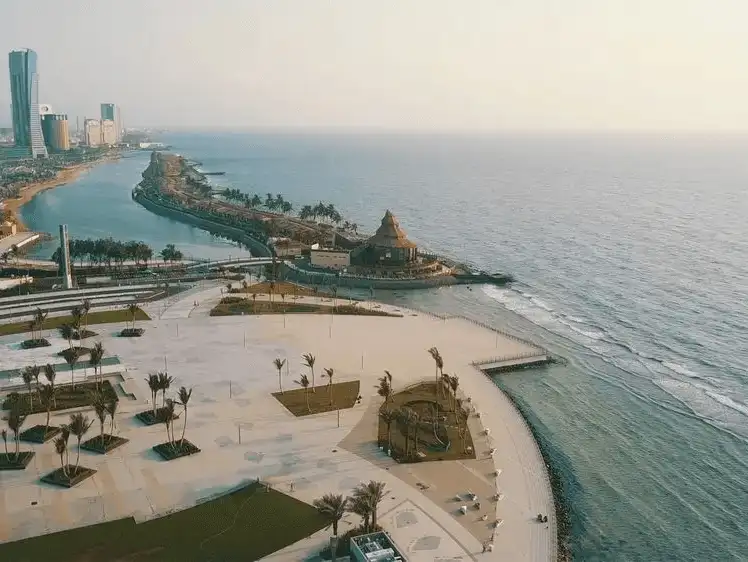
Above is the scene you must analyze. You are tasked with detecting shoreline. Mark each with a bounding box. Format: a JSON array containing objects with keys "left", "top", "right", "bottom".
[
  {"left": 496, "top": 380, "right": 572, "bottom": 561},
  {"left": 3, "top": 153, "right": 121, "bottom": 231}
]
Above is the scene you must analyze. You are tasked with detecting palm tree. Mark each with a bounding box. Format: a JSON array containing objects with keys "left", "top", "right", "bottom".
[
  {"left": 105, "top": 399, "right": 118, "bottom": 442},
  {"left": 313, "top": 493, "right": 347, "bottom": 560},
  {"left": 427, "top": 347, "right": 444, "bottom": 398},
  {"left": 127, "top": 303, "right": 140, "bottom": 331},
  {"left": 449, "top": 375, "right": 460, "bottom": 412},
  {"left": 93, "top": 398, "right": 108, "bottom": 445},
  {"left": 39, "top": 384, "right": 55, "bottom": 438},
  {"left": 273, "top": 358, "right": 286, "bottom": 393},
  {"left": 347, "top": 493, "right": 373, "bottom": 533},
  {"left": 177, "top": 386, "right": 192, "bottom": 445},
  {"left": 21, "top": 366, "right": 35, "bottom": 410},
  {"left": 158, "top": 372, "right": 174, "bottom": 407},
  {"left": 145, "top": 373, "right": 160, "bottom": 415},
  {"left": 33, "top": 307, "right": 48, "bottom": 341},
  {"left": 44, "top": 363, "right": 56, "bottom": 407},
  {"left": 68, "top": 413, "right": 92, "bottom": 472},
  {"left": 295, "top": 374, "right": 311, "bottom": 413},
  {"left": 379, "top": 409, "right": 396, "bottom": 454},
  {"left": 160, "top": 399, "right": 177, "bottom": 450},
  {"left": 7, "top": 406, "right": 27, "bottom": 462},
  {"left": 355, "top": 481, "right": 387, "bottom": 530},
  {"left": 70, "top": 305, "right": 84, "bottom": 339},
  {"left": 302, "top": 353, "right": 316, "bottom": 392},
  {"left": 90, "top": 342, "right": 104, "bottom": 387},
  {"left": 323, "top": 368, "right": 335, "bottom": 406},
  {"left": 251, "top": 292, "right": 257, "bottom": 313},
  {"left": 54, "top": 434, "right": 68, "bottom": 477},
  {"left": 64, "top": 348, "right": 80, "bottom": 390},
  {"left": 269, "top": 281, "right": 276, "bottom": 304},
  {"left": 376, "top": 371, "right": 392, "bottom": 406},
  {"left": 60, "top": 323, "right": 75, "bottom": 350},
  {"left": 81, "top": 299, "right": 92, "bottom": 338}
]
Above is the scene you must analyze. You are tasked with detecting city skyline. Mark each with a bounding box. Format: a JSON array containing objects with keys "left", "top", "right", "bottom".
[{"left": 3, "top": 1, "right": 748, "bottom": 131}]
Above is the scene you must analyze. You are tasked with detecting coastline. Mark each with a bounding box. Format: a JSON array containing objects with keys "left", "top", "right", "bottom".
[{"left": 3, "top": 154, "right": 120, "bottom": 231}]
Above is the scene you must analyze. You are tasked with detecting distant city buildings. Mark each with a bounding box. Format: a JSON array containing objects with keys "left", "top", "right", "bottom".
[
  {"left": 8, "top": 49, "right": 48, "bottom": 159},
  {"left": 83, "top": 118, "right": 102, "bottom": 147},
  {"left": 100, "top": 103, "right": 122, "bottom": 142},
  {"left": 101, "top": 119, "right": 117, "bottom": 145},
  {"left": 41, "top": 113, "right": 70, "bottom": 151}
]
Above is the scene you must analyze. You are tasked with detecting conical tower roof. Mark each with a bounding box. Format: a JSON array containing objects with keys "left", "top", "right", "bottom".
[{"left": 367, "top": 210, "right": 417, "bottom": 249}]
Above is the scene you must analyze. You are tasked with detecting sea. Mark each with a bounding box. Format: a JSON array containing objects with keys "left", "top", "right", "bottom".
[{"left": 20, "top": 132, "right": 748, "bottom": 561}]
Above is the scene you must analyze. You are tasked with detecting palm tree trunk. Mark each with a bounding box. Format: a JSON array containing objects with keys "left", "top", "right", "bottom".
[
  {"left": 59, "top": 452, "right": 64, "bottom": 474},
  {"left": 311, "top": 368, "right": 315, "bottom": 392},
  {"left": 71, "top": 365, "right": 75, "bottom": 391},
  {"left": 180, "top": 406, "right": 187, "bottom": 444},
  {"left": 75, "top": 440, "right": 81, "bottom": 471},
  {"left": 329, "top": 383, "right": 333, "bottom": 406},
  {"left": 14, "top": 434, "right": 19, "bottom": 461},
  {"left": 305, "top": 389, "right": 310, "bottom": 413},
  {"left": 278, "top": 370, "right": 283, "bottom": 393}
]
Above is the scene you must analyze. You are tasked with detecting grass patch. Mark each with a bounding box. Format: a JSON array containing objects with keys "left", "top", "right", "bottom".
[
  {"left": 20, "top": 424, "right": 61, "bottom": 443},
  {"left": 230, "top": 280, "right": 319, "bottom": 297},
  {"left": 0, "top": 451, "right": 35, "bottom": 470},
  {"left": 135, "top": 407, "right": 178, "bottom": 426},
  {"left": 0, "top": 308, "right": 150, "bottom": 337},
  {"left": 2, "top": 380, "right": 118, "bottom": 415},
  {"left": 80, "top": 435, "right": 129, "bottom": 454},
  {"left": 41, "top": 465, "right": 96, "bottom": 488},
  {"left": 211, "top": 299, "right": 399, "bottom": 317},
  {"left": 273, "top": 380, "right": 361, "bottom": 416},
  {"left": 152, "top": 440, "right": 201, "bottom": 460},
  {"left": 378, "top": 381, "right": 476, "bottom": 463},
  {"left": 21, "top": 338, "right": 51, "bottom": 349},
  {"left": 119, "top": 327, "right": 145, "bottom": 337},
  {"left": 57, "top": 346, "right": 91, "bottom": 360},
  {"left": 0, "top": 480, "right": 326, "bottom": 562}
]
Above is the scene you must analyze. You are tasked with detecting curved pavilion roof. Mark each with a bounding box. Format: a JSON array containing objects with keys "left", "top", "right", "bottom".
[{"left": 367, "top": 210, "right": 417, "bottom": 249}]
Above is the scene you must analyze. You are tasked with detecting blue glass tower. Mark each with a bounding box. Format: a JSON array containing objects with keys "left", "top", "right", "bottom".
[{"left": 9, "top": 49, "right": 48, "bottom": 158}]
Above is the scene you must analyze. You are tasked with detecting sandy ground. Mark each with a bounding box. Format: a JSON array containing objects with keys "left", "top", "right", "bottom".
[
  {"left": 3, "top": 154, "right": 120, "bottom": 231},
  {"left": 0, "top": 284, "right": 556, "bottom": 561}
]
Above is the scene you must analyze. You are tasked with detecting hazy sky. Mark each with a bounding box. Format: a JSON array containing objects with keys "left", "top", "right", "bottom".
[{"left": 2, "top": 0, "right": 748, "bottom": 131}]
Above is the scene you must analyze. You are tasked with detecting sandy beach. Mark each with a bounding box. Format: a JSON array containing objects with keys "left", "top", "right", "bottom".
[
  {"left": 2, "top": 154, "right": 120, "bottom": 231},
  {"left": 0, "top": 284, "right": 556, "bottom": 560}
]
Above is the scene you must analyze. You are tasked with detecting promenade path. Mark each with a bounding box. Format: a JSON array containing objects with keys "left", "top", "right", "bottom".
[{"left": 0, "top": 283, "right": 555, "bottom": 561}]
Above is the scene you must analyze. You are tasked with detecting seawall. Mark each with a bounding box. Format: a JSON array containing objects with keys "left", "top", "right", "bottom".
[{"left": 132, "top": 190, "right": 273, "bottom": 258}]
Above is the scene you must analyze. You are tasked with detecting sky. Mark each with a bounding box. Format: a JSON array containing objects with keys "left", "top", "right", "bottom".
[{"left": 2, "top": 0, "right": 748, "bottom": 131}]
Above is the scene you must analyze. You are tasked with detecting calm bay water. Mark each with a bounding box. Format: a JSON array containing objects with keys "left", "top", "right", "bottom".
[{"left": 21, "top": 132, "right": 748, "bottom": 560}]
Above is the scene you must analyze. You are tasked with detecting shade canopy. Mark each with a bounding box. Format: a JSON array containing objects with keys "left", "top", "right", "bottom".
[{"left": 367, "top": 210, "right": 417, "bottom": 249}]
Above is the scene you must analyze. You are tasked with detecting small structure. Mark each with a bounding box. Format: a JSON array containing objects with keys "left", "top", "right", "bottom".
[
  {"left": 310, "top": 247, "right": 351, "bottom": 270},
  {"left": 351, "top": 210, "right": 417, "bottom": 267},
  {"left": 0, "top": 221, "right": 17, "bottom": 238},
  {"left": 350, "top": 531, "right": 407, "bottom": 562}
]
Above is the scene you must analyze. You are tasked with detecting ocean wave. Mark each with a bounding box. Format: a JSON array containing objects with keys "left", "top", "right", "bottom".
[
  {"left": 706, "top": 392, "right": 748, "bottom": 417},
  {"left": 662, "top": 361, "right": 699, "bottom": 378}
]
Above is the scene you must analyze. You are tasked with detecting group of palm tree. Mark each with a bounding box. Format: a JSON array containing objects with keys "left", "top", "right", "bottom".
[
  {"left": 1, "top": 406, "right": 28, "bottom": 464},
  {"left": 274, "top": 353, "right": 337, "bottom": 413},
  {"left": 297, "top": 202, "right": 343, "bottom": 225},
  {"left": 221, "top": 190, "right": 294, "bottom": 215},
  {"left": 51, "top": 238, "right": 154, "bottom": 270},
  {"left": 145, "top": 372, "right": 194, "bottom": 451},
  {"left": 27, "top": 307, "right": 48, "bottom": 343},
  {"left": 313, "top": 480, "right": 387, "bottom": 559},
  {"left": 52, "top": 412, "right": 94, "bottom": 478}
]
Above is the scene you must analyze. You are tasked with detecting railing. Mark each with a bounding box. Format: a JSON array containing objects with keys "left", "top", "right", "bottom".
[{"left": 471, "top": 351, "right": 550, "bottom": 367}]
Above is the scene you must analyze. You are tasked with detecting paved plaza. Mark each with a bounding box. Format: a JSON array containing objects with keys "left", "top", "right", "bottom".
[{"left": 0, "top": 284, "right": 556, "bottom": 561}]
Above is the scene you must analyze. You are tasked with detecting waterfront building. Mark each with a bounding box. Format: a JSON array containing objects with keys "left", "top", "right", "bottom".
[
  {"left": 100, "top": 103, "right": 122, "bottom": 142},
  {"left": 101, "top": 119, "right": 117, "bottom": 145},
  {"left": 41, "top": 114, "right": 70, "bottom": 151},
  {"left": 0, "top": 221, "right": 17, "bottom": 238},
  {"left": 8, "top": 49, "right": 48, "bottom": 159},
  {"left": 83, "top": 119, "right": 101, "bottom": 147},
  {"left": 351, "top": 210, "right": 418, "bottom": 267}
]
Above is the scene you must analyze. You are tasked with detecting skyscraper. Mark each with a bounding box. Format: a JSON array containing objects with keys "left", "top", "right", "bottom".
[
  {"left": 41, "top": 114, "right": 71, "bottom": 151},
  {"left": 83, "top": 119, "right": 101, "bottom": 147},
  {"left": 100, "top": 103, "right": 122, "bottom": 142},
  {"left": 8, "top": 49, "right": 48, "bottom": 158}
]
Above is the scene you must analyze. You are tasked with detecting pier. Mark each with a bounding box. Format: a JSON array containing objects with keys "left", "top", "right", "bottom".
[{"left": 0, "top": 231, "right": 43, "bottom": 257}]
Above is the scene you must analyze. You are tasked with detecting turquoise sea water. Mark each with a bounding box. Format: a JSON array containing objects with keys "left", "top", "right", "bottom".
[{"left": 20, "top": 133, "right": 748, "bottom": 561}]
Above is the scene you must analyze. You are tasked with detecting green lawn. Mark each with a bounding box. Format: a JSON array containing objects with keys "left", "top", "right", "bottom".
[
  {"left": 0, "top": 308, "right": 150, "bottom": 337},
  {"left": 2, "top": 380, "right": 118, "bottom": 415},
  {"left": 211, "top": 299, "right": 399, "bottom": 317},
  {"left": 273, "top": 380, "right": 361, "bottom": 416},
  {"left": 0, "top": 481, "right": 326, "bottom": 562}
]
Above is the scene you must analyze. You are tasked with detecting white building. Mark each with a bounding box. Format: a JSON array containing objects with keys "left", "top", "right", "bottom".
[
  {"left": 83, "top": 119, "right": 101, "bottom": 147},
  {"left": 101, "top": 119, "right": 117, "bottom": 145}
]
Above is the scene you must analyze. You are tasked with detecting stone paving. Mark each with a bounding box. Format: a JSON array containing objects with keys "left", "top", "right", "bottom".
[{"left": 0, "top": 284, "right": 555, "bottom": 561}]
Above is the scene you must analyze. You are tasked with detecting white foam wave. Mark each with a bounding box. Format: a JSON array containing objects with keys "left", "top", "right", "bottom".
[
  {"left": 706, "top": 392, "right": 748, "bottom": 417},
  {"left": 663, "top": 361, "right": 699, "bottom": 378}
]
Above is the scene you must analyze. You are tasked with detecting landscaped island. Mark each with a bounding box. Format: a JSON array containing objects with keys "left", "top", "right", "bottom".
[{"left": 132, "top": 151, "right": 512, "bottom": 289}]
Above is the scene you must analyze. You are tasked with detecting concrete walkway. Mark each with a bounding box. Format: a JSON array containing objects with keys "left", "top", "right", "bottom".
[{"left": 0, "top": 283, "right": 555, "bottom": 561}]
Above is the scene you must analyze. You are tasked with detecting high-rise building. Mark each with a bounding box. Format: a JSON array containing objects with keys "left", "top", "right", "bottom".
[
  {"left": 100, "top": 103, "right": 122, "bottom": 142},
  {"left": 83, "top": 118, "right": 101, "bottom": 147},
  {"left": 8, "top": 49, "right": 48, "bottom": 158},
  {"left": 101, "top": 119, "right": 117, "bottom": 145},
  {"left": 41, "top": 114, "right": 70, "bottom": 151}
]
